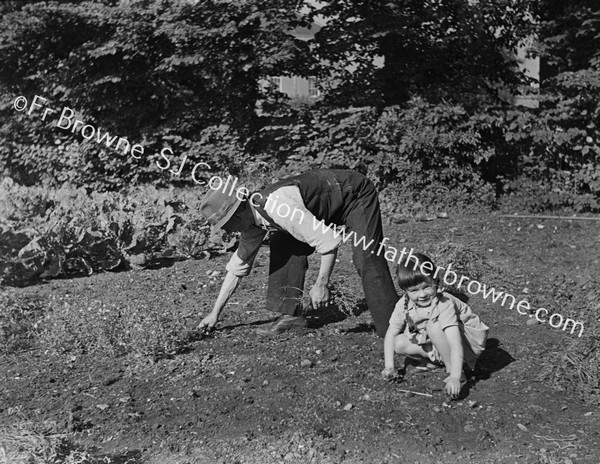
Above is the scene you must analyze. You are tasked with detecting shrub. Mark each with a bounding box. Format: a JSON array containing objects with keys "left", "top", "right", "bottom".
[
  {"left": 497, "top": 69, "right": 600, "bottom": 213},
  {"left": 264, "top": 100, "right": 499, "bottom": 210},
  {"left": 264, "top": 95, "right": 600, "bottom": 213},
  {"left": 497, "top": 175, "right": 600, "bottom": 213}
]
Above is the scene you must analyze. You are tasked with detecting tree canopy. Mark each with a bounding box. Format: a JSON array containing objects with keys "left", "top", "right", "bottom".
[
  {"left": 304, "top": 0, "right": 537, "bottom": 106},
  {"left": 0, "top": 0, "right": 598, "bottom": 211}
]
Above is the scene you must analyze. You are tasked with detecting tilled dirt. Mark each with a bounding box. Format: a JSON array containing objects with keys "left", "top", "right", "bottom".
[{"left": 1, "top": 214, "right": 599, "bottom": 463}]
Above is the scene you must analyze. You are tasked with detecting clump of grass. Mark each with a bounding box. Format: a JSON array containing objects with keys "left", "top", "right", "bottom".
[
  {"left": 327, "top": 279, "right": 365, "bottom": 317},
  {"left": 0, "top": 418, "right": 118, "bottom": 464},
  {"left": 291, "top": 277, "right": 365, "bottom": 319},
  {"left": 298, "top": 278, "right": 364, "bottom": 317},
  {"left": 0, "top": 419, "right": 69, "bottom": 464},
  {"left": 40, "top": 297, "right": 190, "bottom": 360},
  {"left": 424, "top": 239, "right": 494, "bottom": 284},
  {"left": 564, "top": 340, "right": 600, "bottom": 402},
  {"left": 538, "top": 276, "right": 600, "bottom": 405},
  {"left": 0, "top": 291, "right": 44, "bottom": 354}
]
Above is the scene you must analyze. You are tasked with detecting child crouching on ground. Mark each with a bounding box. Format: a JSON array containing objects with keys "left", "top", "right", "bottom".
[{"left": 382, "top": 253, "right": 489, "bottom": 398}]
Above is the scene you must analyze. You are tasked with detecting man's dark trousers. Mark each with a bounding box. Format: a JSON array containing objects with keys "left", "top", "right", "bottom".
[{"left": 256, "top": 170, "right": 398, "bottom": 338}]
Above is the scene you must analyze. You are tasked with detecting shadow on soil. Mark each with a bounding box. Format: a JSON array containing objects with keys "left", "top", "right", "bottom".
[
  {"left": 219, "top": 317, "right": 280, "bottom": 331},
  {"left": 453, "top": 338, "right": 514, "bottom": 400},
  {"left": 475, "top": 338, "right": 515, "bottom": 379},
  {"left": 305, "top": 300, "right": 369, "bottom": 330}
]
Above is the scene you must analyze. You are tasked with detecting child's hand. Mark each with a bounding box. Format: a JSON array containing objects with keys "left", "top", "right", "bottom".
[
  {"left": 443, "top": 375, "right": 462, "bottom": 398},
  {"left": 381, "top": 367, "right": 399, "bottom": 381},
  {"left": 198, "top": 313, "right": 218, "bottom": 333}
]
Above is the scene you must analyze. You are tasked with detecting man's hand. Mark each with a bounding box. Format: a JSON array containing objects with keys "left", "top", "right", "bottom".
[
  {"left": 198, "top": 312, "right": 219, "bottom": 332},
  {"left": 444, "top": 375, "right": 462, "bottom": 398},
  {"left": 309, "top": 283, "right": 330, "bottom": 310}
]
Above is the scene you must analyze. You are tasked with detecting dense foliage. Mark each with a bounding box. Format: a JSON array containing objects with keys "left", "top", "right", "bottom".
[
  {"left": 0, "top": 0, "right": 599, "bottom": 207},
  {"left": 0, "top": 178, "right": 236, "bottom": 286},
  {"left": 262, "top": 101, "right": 497, "bottom": 212},
  {"left": 304, "top": 0, "right": 537, "bottom": 106},
  {"left": 0, "top": 0, "right": 311, "bottom": 188}
]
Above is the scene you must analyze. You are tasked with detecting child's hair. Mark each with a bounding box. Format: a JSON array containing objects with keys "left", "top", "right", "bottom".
[{"left": 396, "top": 253, "right": 439, "bottom": 290}]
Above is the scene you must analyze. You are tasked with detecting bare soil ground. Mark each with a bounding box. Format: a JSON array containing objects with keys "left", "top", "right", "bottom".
[{"left": 1, "top": 214, "right": 599, "bottom": 463}]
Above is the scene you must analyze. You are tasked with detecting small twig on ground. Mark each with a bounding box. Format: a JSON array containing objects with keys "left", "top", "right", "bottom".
[
  {"left": 533, "top": 434, "right": 578, "bottom": 441},
  {"left": 397, "top": 389, "right": 433, "bottom": 397},
  {"left": 500, "top": 214, "right": 600, "bottom": 221},
  {"left": 557, "top": 443, "right": 577, "bottom": 450}
]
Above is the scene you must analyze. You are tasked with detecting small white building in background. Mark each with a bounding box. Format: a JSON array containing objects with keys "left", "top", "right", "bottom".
[
  {"left": 263, "top": 20, "right": 325, "bottom": 102},
  {"left": 513, "top": 36, "right": 540, "bottom": 108},
  {"left": 270, "top": 29, "right": 540, "bottom": 107}
]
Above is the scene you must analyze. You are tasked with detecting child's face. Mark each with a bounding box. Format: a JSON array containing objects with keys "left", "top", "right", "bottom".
[{"left": 405, "top": 281, "right": 438, "bottom": 308}]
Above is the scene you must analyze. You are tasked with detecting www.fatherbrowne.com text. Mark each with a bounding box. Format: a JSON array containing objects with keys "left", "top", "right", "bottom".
[{"left": 208, "top": 174, "right": 585, "bottom": 338}]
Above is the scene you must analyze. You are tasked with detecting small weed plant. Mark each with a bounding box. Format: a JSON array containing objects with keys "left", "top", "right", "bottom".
[
  {"left": 0, "top": 419, "right": 78, "bottom": 464},
  {"left": 0, "top": 291, "right": 44, "bottom": 354},
  {"left": 40, "top": 296, "right": 189, "bottom": 360}
]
